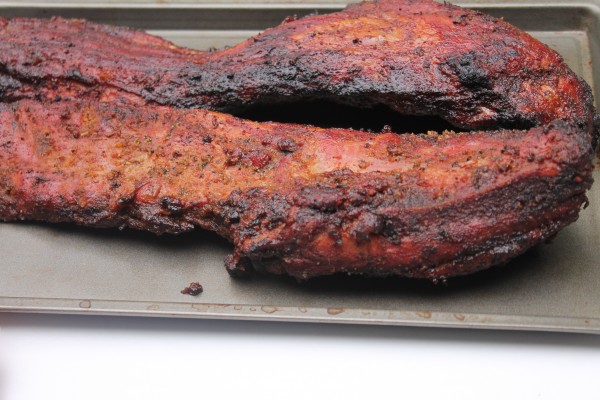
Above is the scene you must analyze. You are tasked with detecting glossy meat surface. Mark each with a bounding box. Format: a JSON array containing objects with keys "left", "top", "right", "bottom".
[
  {"left": 0, "top": 100, "right": 593, "bottom": 279},
  {"left": 0, "top": 0, "right": 595, "bottom": 134}
]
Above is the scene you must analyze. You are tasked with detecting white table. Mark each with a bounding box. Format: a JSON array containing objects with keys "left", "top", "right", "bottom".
[{"left": 1, "top": 313, "right": 599, "bottom": 399}]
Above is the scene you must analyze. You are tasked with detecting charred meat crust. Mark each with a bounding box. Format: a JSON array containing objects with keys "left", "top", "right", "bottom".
[
  {"left": 0, "top": 100, "right": 593, "bottom": 279},
  {"left": 226, "top": 170, "right": 589, "bottom": 280},
  {"left": 0, "top": 0, "right": 596, "bottom": 137},
  {"left": 0, "top": 0, "right": 597, "bottom": 280}
]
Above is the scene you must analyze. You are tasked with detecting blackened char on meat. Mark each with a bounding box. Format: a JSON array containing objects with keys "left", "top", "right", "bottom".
[
  {"left": 0, "top": 0, "right": 596, "bottom": 136},
  {"left": 0, "top": 0, "right": 597, "bottom": 280},
  {"left": 0, "top": 100, "right": 593, "bottom": 280}
]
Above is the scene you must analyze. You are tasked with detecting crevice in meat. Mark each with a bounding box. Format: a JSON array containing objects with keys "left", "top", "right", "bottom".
[{"left": 233, "top": 100, "right": 459, "bottom": 133}]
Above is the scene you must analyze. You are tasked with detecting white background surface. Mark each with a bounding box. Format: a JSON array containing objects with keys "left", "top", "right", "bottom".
[{"left": 1, "top": 313, "right": 599, "bottom": 399}]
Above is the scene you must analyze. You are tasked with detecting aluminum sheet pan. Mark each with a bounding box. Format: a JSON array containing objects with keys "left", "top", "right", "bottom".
[{"left": 1, "top": 0, "right": 599, "bottom": 333}]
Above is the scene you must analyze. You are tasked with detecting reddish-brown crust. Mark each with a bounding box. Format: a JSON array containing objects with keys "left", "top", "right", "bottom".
[
  {"left": 0, "top": 0, "right": 596, "bottom": 135},
  {"left": 0, "top": 100, "right": 593, "bottom": 279},
  {"left": 0, "top": 0, "right": 596, "bottom": 280}
]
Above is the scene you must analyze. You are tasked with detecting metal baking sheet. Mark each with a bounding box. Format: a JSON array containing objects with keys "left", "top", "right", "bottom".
[{"left": 1, "top": 0, "right": 599, "bottom": 333}]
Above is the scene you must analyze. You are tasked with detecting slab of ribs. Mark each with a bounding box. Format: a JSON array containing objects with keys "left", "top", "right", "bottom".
[{"left": 0, "top": 0, "right": 596, "bottom": 280}]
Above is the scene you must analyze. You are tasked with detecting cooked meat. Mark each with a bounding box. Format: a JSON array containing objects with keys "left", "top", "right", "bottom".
[
  {"left": 0, "top": 0, "right": 596, "bottom": 280},
  {"left": 0, "top": 0, "right": 596, "bottom": 135},
  {"left": 0, "top": 100, "right": 593, "bottom": 279}
]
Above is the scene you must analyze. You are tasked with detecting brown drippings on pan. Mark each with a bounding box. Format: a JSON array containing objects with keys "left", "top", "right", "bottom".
[{"left": 181, "top": 282, "right": 204, "bottom": 296}]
